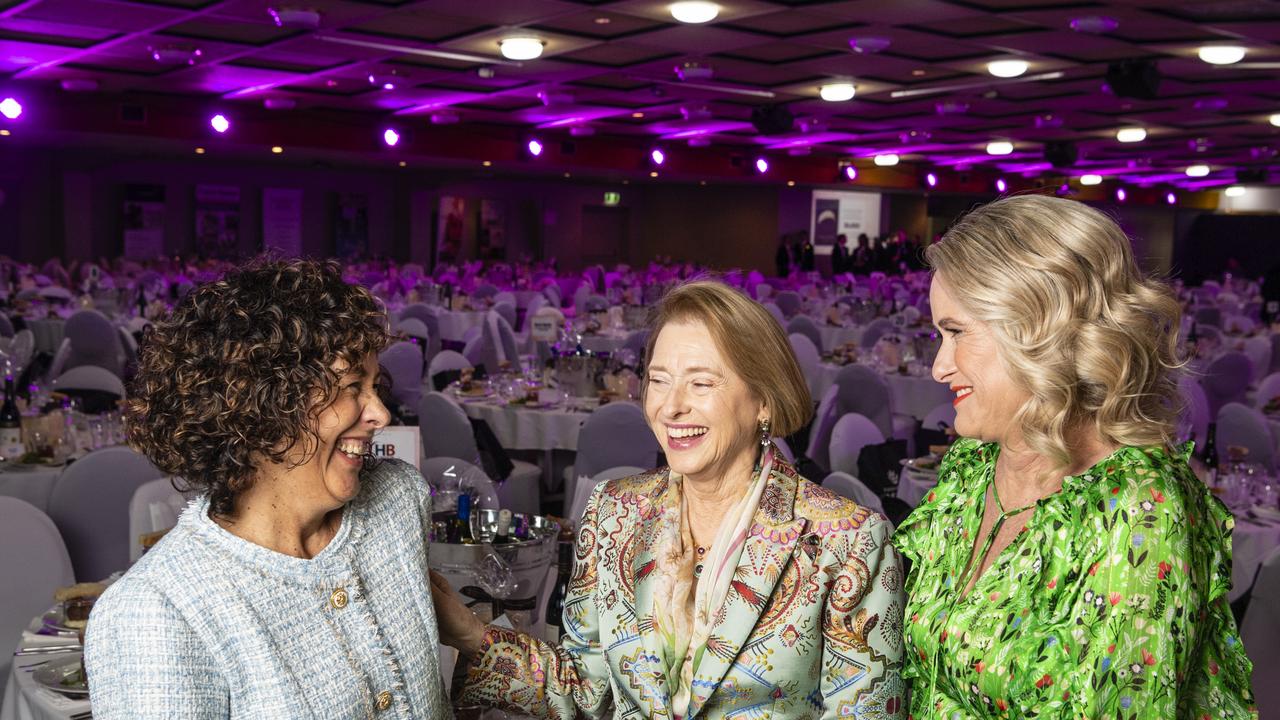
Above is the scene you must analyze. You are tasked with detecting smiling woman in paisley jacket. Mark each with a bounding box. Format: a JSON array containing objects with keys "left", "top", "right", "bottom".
[
  {"left": 432, "top": 279, "right": 906, "bottom": 719},
  {"left": 896, "top": 195, "right": 1255, "bottom": 718}
]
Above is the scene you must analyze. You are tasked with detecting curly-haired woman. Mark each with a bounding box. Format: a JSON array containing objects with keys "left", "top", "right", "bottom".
[
  {"left": 897, "top": 195, "right": 1256, "bottom": 717},
  {"left": 84, "top": 258, "right": 452, "bottom": 719}
]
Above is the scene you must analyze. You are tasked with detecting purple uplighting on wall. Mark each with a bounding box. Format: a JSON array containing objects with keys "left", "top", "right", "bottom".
[
  {"left": 755, "top": 157, "right": 769, "bottom": 173},
  {"left": 926, "top": 172, "right": 937, "bottom": 187},
  {"left": 0, "top": 98, "right": 21, "bottom": 120},
  {"left": 383, "top": 128, "right": 400, "bottom": 147},
  {"left": 527, "top": 138, "right": 544, "bottom": 157},
  {"left": 210, "top": 114, "right": 230, "bottom": 133},
  {"left": 1116, "top": 188, "right": 1127, "bottom": 202},
  {"left": 844, "top": 165, "right": 857, "bottom": 180},
  {"left": 995, "top": 178, "right": 1007, "bottom": 193},
  {"left": 650, "top": 148, "right": 665, "bottom": 165}
]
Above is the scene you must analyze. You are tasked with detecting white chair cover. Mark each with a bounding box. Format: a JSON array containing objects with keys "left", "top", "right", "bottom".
[
  {"left": 1244, "top": 336, "right": 1272, "bottom": 384},
  {"left": 379, "top": 341, "right": 425, "bottom": 412},
  {"left": 774, "top": 291, "right": 802, "bottom": 319},
  {"left": 523, "top": 294, "right": 548, "bottom": 334},
  {"left": 419, "top": 392, "right": 480, "bottom": 462},
  {"left": 52, "top": 309, "right": 125, "bottom": 379},
  {"left": 420, "top": 457, "right": 499, "bottom": 510},
  {"left": 571, "top": 465, "right": 645, "bottom": 525},
  {"left": 394, "top": 318, "right": 431, "bottom": 346},
  {"left": 806, "top": 385, "right": 839, "bottom": 470},
  {"left": 921, "top": 402, "right": 957, "bottom": 433},
  {"left": 492, "top": 301, "right": 517, "bottom": 331},
  {"left": 787, "top": 316, "right": 824, "bottom": 353},
  {"left": 51, "top": 365, "right": 127, "bottom": 397},
  {"left": 1218, "top": 402, "right": 1276, "bottom": 471},
  {"left": 1255, "top": 372, "right": 1280, "bottom": 410},
  {"left": 834, "top": 364, "right": 895, "bottom": 439},
  {"left": 763, "top": 302, "right": 786, "bottom": 328},
  {"left": 828, "top": 413, "right": 886, "bottom": 476},
  {"left": 1241, "top": 546, "right": 1280, "bottom": 714},
  {"left": 771, "top": 437, "right": 796, "bottom": 464},
  {"left": 1178, "top": 376, "right": 1211, "bottom": 447},
  {"left": 47, "top": 446, "right": 163, "bottom": 581},
  {"left": 399, "top": 303, "right": 442, "bottom": 359},
  {"left": 0, "top": 314, "right": 13, "bottom": 338},
  {"left": 788, "top": 333, "right": 821, "bottom": 397},
  {"left": 127, "top": 478, "right": 187, "bottom": 563},
  {"left": 1203, "top": 352, "right": 1253, "bottom": 418},
  {"left": 427, "top": 350, "right": 472, "bottom": 388},
  {"left": 562, "top": 403, "right": 659, "bottom": 514},
  {"left": 821, "top": 471, "right": 884, "bottom": 513},
  {"left": 0, "top": 497, "right": 74, "bottom": 690},
  {"left": 860, "top": 318, "right": 898, "bottom": 349}
]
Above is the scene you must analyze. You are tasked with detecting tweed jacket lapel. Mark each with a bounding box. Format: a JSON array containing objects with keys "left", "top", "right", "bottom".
[{"left": 686, "top": 463, "right": 807, "bottom": 719}]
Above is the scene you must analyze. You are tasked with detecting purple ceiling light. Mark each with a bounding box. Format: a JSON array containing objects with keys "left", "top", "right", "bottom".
[
  {"left": 1166, "top": 192, "right": 1176, "bottom": 205},
  {"left": 926, "top": 172, "right": 937, "bottom": 187},
  {"left": 210, "top": 114, "right": 229, "bottom": 133},
  {"left": 383, "top": 128, "right": 400, "bottom": 147},
  {"left": 1069, "top": 16, "right": 1118, "bottom": 33},
  {"left": 1116, "top": 187, "right": 1127, "bottom": 202},
  {"left": 526, "top": 138, "right": 544, "bottom": 157},
  {"left": 0, "top": 98, "right": 22, "bottom": 120},
  {"left": 995, "top": 178, "right": 1007, "bottom": 193},
  {"left": 755, "top": 157, "right": 769, "bottom": 174},
  {"left": 650, "top": 148, "right": 665, "bottom": 165},
  {"left": 844, "top": 165, "right": 857, "bottom": 181}
]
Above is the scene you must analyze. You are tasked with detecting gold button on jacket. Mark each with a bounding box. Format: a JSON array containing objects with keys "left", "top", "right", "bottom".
[
  {"left": 329, "top": 588, "right": 348, "bottom": 610},
  {"left": 375, "top": 690, "right": 393, "bottom": 711}
]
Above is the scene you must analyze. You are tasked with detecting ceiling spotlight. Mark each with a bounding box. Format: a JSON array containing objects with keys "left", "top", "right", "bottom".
[
  {"left": 1166, "top": 192, "right": 1176, "bottom": 205},
  {"left": 675, "top": 61, "right": 714, "bottom": 81},
  {"left": 995, "top": 178, "right": 1007, "bottom": 193},
  {"left": 1198, "top": 45, "right": 1246, "bottom": 65},
  {"left": 383, "top": 128, "right": 400, "bottom": 147},
  {"left": 526, "top": 138, "right": 544, "bottom": 157},
  {"left": 150, "top": 45, "right": 201, "bottom": 64},
  {"left": 1186, "top": 164, "right": 1211, "bottom": 177},
  {"left": 650, "top": 148, "right": 665, "bottom": 165},
  {"left": 499, "top": 37, "right": 544, "bottom": 61},
  {"left": 195, "top": 147, "right": 205, "bottom": 155},
  {"left": 688, "top": 136, "right": 711, "bottom": 147},
  {"left": 59, "top": 79, "right": 98, "bottom": 92},
  {"left": 569, "top": 125, "right": 595, "bottom": 137},
  {"left": 1225, "top": 185, "right": 1246, "bottom": 197},
  {"left": 874, "top": 154, "right": 899, "bottom": 166},
  {"left": 264, "top": 97, "right": 296, "bottom": 110},
  {"left": 1270, "top": 113, "right": 1280, "bottom": 127},
  {"left": 1080, "top": 174, "right": 1103, "bottom": 185},
  {"left": 1116, "top": 127, "right": 1147, "bottom": 143},
  {"left": 986, "top": 141, "right": 1013, "bottom": 156},
  {"left": 1116, "top": 188, "right": 1127, "bottom": 202},
  {"left": 987, "top": 59, "right": 1028, "bottom": 78},
  {"left": 849, "top": 36, "right": 891, "bottom": 54},
  {"left": 368, "top": 70, "right": 403, "bottom": 90},
  {"left": 670, "top": 1, "right": 719, "bottom": 24},
  {"left": 843, "top": 165, "right": 857, "bottom": 181},
  {"left": 210, "top": 114, "right": 230, "bottom": 133},
  {"left": 926, "top": 172, "right": 938, "bottom": 187},
  {"left": 1070, "top": 15, "right": 1119, "bottom": 33},
  {"left": 0, "top": 98, "right": 21, "bottom": 120},
  {"left": 271, "top": 146, "right": 283, "bottom": 154},
  {"left": 819, "top": 82, "right": 855, "bottom": 102},
  {"left": 754, "top": 157, "right": 769, "bottom": 173},
  {"left": 430, "top": 111, "right": 459, "bottom": 125},
  {"left": 268, "top": 6, "right": 321, "bottom": 29}
]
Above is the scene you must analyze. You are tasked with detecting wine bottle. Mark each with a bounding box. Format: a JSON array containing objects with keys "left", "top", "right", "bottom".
[
  {"left": 492, "top": 509, "right": 516, "bottom": 545},
  {"left": 0, "top": 375, "right": 23, "bottom": 461},
  {"left": 543, "top": 541, "right": 574, "bottom": 643},
  {"left": 1202, "top": 421, "right": 1219, "bottom": 484},
  {"left": 447, "top": 493, "right": 475, "bottom": 544}
]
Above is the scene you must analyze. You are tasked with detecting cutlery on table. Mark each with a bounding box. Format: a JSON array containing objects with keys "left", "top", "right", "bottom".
[{"left": 14, "top": 644, "right": 81, "bottom": 656}]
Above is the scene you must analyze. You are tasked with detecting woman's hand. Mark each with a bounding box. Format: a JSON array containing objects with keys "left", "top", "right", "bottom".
[{"left": 429, "top": 570, "right": 487, "bottom": 657}]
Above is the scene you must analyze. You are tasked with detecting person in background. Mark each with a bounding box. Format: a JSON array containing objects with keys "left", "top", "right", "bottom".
[
  {"left": 433, "top": 280, "right": 905, "bottom": 719},
  {"left": 85, "top": 258, "right": 452, "bottom": 718},
  {"left": 832, "top": 233, "right": 850, "bottom": 276},
  {"left": 852, "top": 233, "right": 872, "bottom": 274},
  {"left": 896, "top": 195, "right": 1255, "bottom": 717},
  {"left": 774, "top": 233, "right": 791, "bottom": 277},
  {"left": 799, "top": 232, "right": 816, "bottom": 273}
]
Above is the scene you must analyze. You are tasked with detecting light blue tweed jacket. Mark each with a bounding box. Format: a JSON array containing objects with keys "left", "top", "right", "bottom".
[{"left": 84, "top": 459, "right": 452, "bottom": 719}]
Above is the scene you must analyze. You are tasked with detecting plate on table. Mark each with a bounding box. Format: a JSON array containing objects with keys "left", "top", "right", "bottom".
[
  {"left": 453, "top": 386, "right": 493, "bottom": 399},
  {"left": 40, "top": 604, "right": 80, "bottom": 634},
  {"left": 900, "top": 455, "right": 940, "bottom": 474},
  {"left": 1251, "top": 504, "right": 1280, "bottom": 522},
  {"left": 32, "top": 653, "right": 89, "bottom": 697}
]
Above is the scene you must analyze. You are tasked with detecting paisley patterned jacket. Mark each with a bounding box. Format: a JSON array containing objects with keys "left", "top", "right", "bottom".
[{"left": 459, "top": 459, "right": 906, "bottom": 719}]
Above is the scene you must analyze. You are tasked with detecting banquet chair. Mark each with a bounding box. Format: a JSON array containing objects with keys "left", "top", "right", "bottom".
[
  {"left": 833, "top": 364, "right": 896, "bottom": 439},
  {"left": 543, "top": 283, "right": 562, "bottom": 310},
  {"left": 754, "top": 283, "right": 772, "bottom": 301},
  {"left": 127, "top": 477, "right": 188, "bottom": 563},
  {"left": 394, "top": 318, "right": 431, "bottom": 347},
  {"left": 1194, "top": 306, "right": 1223, "bottom": 328},
  {"left": 6, "top": 329, "right": 33, "bottom": 376},
  {"left": 0, "top": 313, "right": 13, "bottom": 338},
  {"left": 493, "top": 292, "right": 517, "bottom": 310},
  {"left": 827, "top": 413, "right": 886, "bottom": 477},
  {"left": 787, "top": 333, "right": 821, "bottom": 397},
  {"left": 416, "top": 392, "right": 541, "bottom": 515},
  {"left": 1243, "top": 336, "right": 1272, "bottom": 384},
  {"left": 48, "top": 309, "right": 126, "bottom": 380},
  {"left": 419, "top": 457, "right": 499, "bottom": 511},
  {"left": 1217, "top": 402, "right": 1275, "bottom": 471},
  {"left": 1202, "top": 352, "right": 1253, "bottom": 418},
  {"left": 570, "top": 465, "right": 646, "bottom": 525},
  {"left": 921, "top": 402, "right": 957, "bottom": 433},
  {"left": 51, "top": 365, "right": 127, "bottom": 413},
  {"left": 467, "top": 312, "right": 520, "bottom": 373},
  {"left": 118, "top": 325, "right": 138, "bottom": 377},
  {"left": 622, "top": 330, "right": 649, "bottom": 357},
  {"left": 379, "top": 341, "right": 426, "bottom": 417},
  {"left": 400, "top": 303, "right": 443, "bottom": 359},
  {"left": 47, "top": 446, "right": 163, "bottom": 581},
  {"left": 492, "top": 301, "right": 517, "bottom": 331},
  {"left": 806, "top": 385, "right": 840, "bottom": 471},
  {"left": 522, "top": 294, "right": 548, "bottom": 335},
  {"left": 427, "top": 351, "right": 472, "bottom": 390},
  {"left": 787, "top": 316, "right": 824, "bottom": 353},
  {"left": 821, "top": 471, "right": 884, "bottom": 514},
  {"left": 1241, "top": 547, "right": 1280, "bottom": 715},
  {"left": 1177, "top": 376, "right": 1211, "bottom": 447},
  {"left": 572, "top": 283, "right": 593, "bottom": 317},
  {"left": 860, "top": 318, "right": 898, "bottom": 349},
  {"left": 0, "top": 497, "right": 74, "bottom": 697},
  {"left": 1255, "top": 372, "right": 1280, "bottom": 410},
  {"left": 562, "top": 403, "right": 660, "bottom": 513},
  {"left": 774, "top": 291, "right": 803, "bottom": 319},
  {"left": 763, "top": 302, "right": 786, "bottom": 328},
  {"left": 472, "top": 283, "right": 499, "bottom": 302},
  {"left": 582, "top": 295, "right": 609, "bottom": 314}
]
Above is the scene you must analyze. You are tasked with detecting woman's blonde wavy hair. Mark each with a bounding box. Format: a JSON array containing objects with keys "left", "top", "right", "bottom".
[{"left": 927, "top": 194, "right": 1183, "bottom": 468}]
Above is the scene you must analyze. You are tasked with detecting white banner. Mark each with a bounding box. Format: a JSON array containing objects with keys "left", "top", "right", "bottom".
[
  {"left": 262, "top": 188, "right": 303, "bottom": 256},
  {"left": 810, "top": 189, "right": 881, "bottom": 248},
  {"left": 372, "top": 426, "right": 422, "bottom": 470}
]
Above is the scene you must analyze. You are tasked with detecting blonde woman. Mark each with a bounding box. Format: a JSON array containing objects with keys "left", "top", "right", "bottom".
[
  {"left": 896, "top": 195, "right": 1255, "bottom": 717},
  {"left": 433, "top": 280, "right": 905, "bottom": 718}
]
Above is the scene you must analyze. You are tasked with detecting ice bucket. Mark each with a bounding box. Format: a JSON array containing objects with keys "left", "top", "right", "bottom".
[{"left": 429, "top": 509, "right": 561, "bottom": 620}]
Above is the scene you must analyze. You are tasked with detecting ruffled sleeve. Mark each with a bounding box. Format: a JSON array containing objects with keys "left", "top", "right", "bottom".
[{"left": 892, "top": 438, "right": 988, "bottom": 564}]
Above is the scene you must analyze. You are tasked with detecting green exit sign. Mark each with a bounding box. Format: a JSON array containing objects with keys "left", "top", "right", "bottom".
[{"left": 603, "top": 192, "right": 621, "bottom": 206}]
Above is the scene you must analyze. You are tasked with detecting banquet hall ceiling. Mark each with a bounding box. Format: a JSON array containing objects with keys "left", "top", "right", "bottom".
[{"left": 2, "top": 0, "right": 1279, "bottom": 187}]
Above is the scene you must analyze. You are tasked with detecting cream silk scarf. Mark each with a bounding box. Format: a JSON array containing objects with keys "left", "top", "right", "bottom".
[{"left": 645, "top": 446, "right": 775, "bottom": 719}]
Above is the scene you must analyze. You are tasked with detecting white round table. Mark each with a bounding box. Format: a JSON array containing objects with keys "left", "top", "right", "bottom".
[
  {"left": 1, "top": 615, "right": 88, "bottom": 720},
  {"left": 817, "top": 324, "right": 862, "bottom": 353},
  {"left": 1231, "top": 515, "right": 1280, "bottom": 603},
  {"left": 813, "top": 363, "right": 952, "bottom": 421},
  {"left": 579, "top": 332, "right": 628, "bottom": 356},
  {"left": 895, "top": 466, "right": 938, "bottom": 508},
  {"left": 457, "top": 398, "right": 593, "bottom": 452},
  {"left": 435, "top": 310, "right": 488, "bottom": 342}
]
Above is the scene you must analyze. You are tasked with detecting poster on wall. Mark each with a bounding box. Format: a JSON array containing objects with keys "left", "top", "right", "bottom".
[
  {"left": 262, "top": 188, "right": 303, "bottom": 256},
  {"left": 122, "top": 184, "right": 166, "bottom": 260},
  {"left": 194, "top": 185, "right": 241, "bottom": 259},
  {"left": 809, "top": 189, "right": 881, "bottom": 256},
  {"left": 436, "top": 195, "right": 467, "bottom": 265},
  {"left": 335, "top": 193, "right": 368, "bottom": 259},
  {"left": 478, "top": 199, "right": 506, "bottom": 260}
]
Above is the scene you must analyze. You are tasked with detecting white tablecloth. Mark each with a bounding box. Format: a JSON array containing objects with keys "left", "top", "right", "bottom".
[
  {"left": 435, "top": 310, "right": 488, "bottom": 342},
  {"left": 458, "top": 399, "right": 592, "bottom": 452},
  {"left": 896, "top": 466, "right": 938, "bottom": 508},
  {"left": 0, "top": 467, "right": 62, "bottom": 514},
  {"left": 1, "top": 621, "right": 88, "bottom": 720},
  {"left": 814, "top": 363, "right": 952, "bottom": 421},
  {"left": 817, "top": 324, "right": 862, "bottom": 353},
  {"left": 580, "top": 333, "right": 627, "bottom": 355}
]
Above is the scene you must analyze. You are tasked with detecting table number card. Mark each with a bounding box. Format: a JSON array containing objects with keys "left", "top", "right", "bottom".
[{"left": 372, "top": 426, "right": 422, "bottom": 470}]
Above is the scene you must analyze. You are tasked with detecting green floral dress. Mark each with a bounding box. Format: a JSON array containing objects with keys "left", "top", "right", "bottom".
[{"left": 894, "top": 438, "right": 1256, "bottom": 718}]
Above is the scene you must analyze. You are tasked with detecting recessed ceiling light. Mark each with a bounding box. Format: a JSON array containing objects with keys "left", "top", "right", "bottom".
[
  {"left": 0, "top": 98, "right": 22, "bottom": 120},
  {"left": 1198, "top": 45, "right": 1246, "bottom": 65},
  {"left": 819, "top": 82, "right": 855, "bottom": 102},
  {"left": 398, "top": 161, "right": 406, "bottom": 167},
  {"left": 195, "top": 147, "right": 205, "bottom": 154},
  {"left": 670, "top": 1, "right": 719, "bottom": 24},
  {"left": 986, "top": 140, "right": 1013, "bottom": 156},
  {"left": 482, "top": 160, "right": 492, "bottom": 167},
  {"left": 499, "top": 37, "right": 543, "bottom": 61},
  {"left": 786, "top": 180, "right": 795, "bottom": 187},
  {"left": 1185, "top": 164, "right": 1210, "bottom": 177},
  {"left": 987, "top": 59, "right": 1028, "bottom": 78},
  {"left": 271, "top": 146, "right": 283, "bottom": 154},
  {"left": 210, "top": 114, "right": 230, "bottom": 133},
  {"left": 849, "top": 36, "right": 891, "bottom": 54},
  {"left": 1270, "top": 113, "right": 1280, "bottom": 127},
  {"left": 632, "top": 112, "right": 645, "bottom": 118},
  {"left": 649, "top": 171, "right": 659, "bottom": 177},
  {"left": 0, "top": 129, "right": 10, "bottom": 136},
  {"left": 564, "top": 172, "right": 571, "bottom": 178},
  {"left": 1225, "top": 185, "right": 1246, "bottom": 197},
  {"left": 911, "top": 69, "right": 927, "bottom": 77},
  {"left": 594, "top": 17, "right": 610, "bottom": 24},
  {"left": 1080, "top": 174, "right": 1102, "bottom": 185},
  {"left": 59, "top": 79, "right": 98, "bottom": 92},
  {"left": 874, "top": 154, "right": 899, "bottom": 166},
  {"left": 1116, "top": 127, "right": 1147, "bottom": 143},
  {"left": 1069, "top": 15, "right": 1118, "bottom": 33}
]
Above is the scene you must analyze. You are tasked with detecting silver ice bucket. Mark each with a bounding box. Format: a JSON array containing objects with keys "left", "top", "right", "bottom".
[{"left": 429, "top": 509, "right": 562, "bottom": 619}]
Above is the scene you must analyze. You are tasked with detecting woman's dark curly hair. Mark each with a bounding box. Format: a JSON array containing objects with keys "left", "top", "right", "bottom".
[{"left": 126, "top": 257, "right": 391, "bottom": 516}]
